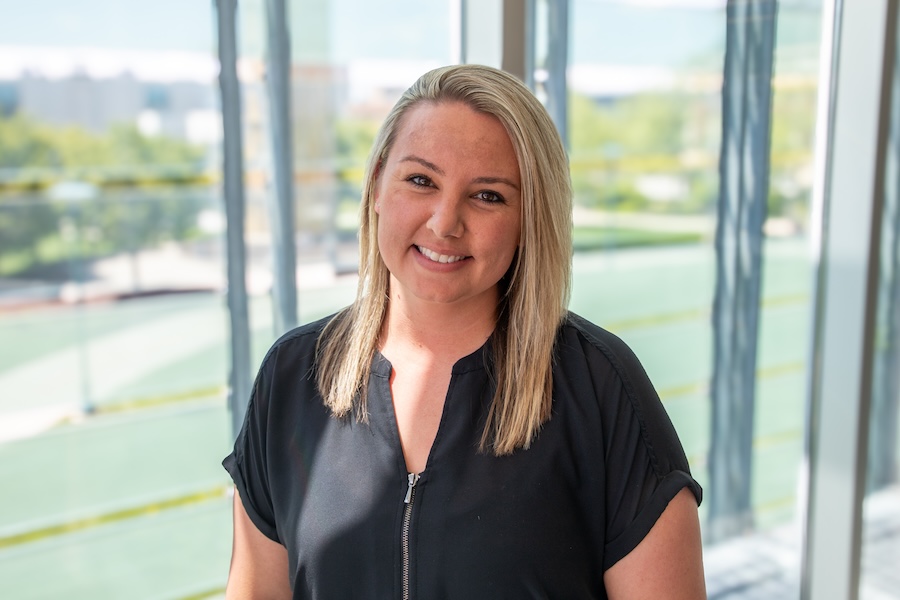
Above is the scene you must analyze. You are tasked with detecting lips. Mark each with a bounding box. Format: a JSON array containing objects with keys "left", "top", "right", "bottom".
[{"left": 416, "top": 245, "right": 468, "bottom": 264}]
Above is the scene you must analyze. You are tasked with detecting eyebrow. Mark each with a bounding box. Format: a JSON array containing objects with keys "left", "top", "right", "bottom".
[
  {"left": 472, "top": 176, "right": 520, "bottom": 191},
  {"left": 398, "top": 155, "right": 521, "bottom": 191},
  {"left": 399, "top": 155, "right": 444, "bottom": 175}
]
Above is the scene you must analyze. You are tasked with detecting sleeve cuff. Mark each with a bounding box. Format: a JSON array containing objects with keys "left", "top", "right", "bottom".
[
  {"left": 603, "top": 470, "right": 701, "bottom": 570},
  {"left": 223, "top": 452, "right": 281, "bottom": 544}
]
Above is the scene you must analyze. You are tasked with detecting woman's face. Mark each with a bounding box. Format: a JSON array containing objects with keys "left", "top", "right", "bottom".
[{"left": 374, "top": 101, "right": 522, "bottom": 313}]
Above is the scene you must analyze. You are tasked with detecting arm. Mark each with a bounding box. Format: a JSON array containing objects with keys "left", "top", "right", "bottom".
[
  {"left": 226, "top": 489, "right": 292, "bottom": 600},
  {"left": 604, "top": 487, "right": 706, "bottom": 599}
]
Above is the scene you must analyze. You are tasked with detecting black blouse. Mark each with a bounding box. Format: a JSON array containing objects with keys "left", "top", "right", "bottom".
[{"left": 224, "top": 312, "right": 701, "bottom": 600}]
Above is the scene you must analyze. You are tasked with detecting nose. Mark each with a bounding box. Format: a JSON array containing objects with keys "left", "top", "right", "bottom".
[{"left": 426, "top": 194, "right": 465, "bottom": 238}]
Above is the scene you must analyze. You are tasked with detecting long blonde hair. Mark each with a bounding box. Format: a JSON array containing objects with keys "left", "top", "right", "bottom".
[{"left": 317, "top": 64, "right": 572, "bottom": 455}]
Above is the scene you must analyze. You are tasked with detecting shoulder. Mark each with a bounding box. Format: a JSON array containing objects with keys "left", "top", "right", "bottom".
[
  {"left": 244, "top": 312, "right": 345, "bottom": 426},
  {"left": 557, "top": 312, "right": 697, "bottom": 491},
  {"left": 259, "top": 312, "right": 338, "bottom": 367},
  {"left": 557, "top": 311, "right": 651, "bottom": 387},
  {"left": 248, "top": 312, "right": 346, "bottom": 392},
  {"left": 275, "top": 311, "right": 336, "bottom": 347}
]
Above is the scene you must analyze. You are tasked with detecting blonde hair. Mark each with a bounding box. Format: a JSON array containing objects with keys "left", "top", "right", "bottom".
[{"left": 317, "top": 64, "right": 572, "bottom": 455}]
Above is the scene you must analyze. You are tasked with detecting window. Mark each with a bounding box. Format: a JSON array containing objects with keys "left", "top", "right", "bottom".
[
  {"left": 0, "top": 4, "right": 232, "bottom": 597},
  {"left": 3, "top": 2, "right": 897, "bottom": 598}
]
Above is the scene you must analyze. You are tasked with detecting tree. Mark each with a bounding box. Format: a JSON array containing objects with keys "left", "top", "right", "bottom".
[
  {"left": 0, "top": 115, "right": 61, "bottom": 168},
  {"left": 0, "top": 114, "right": 209, "bottom": 277}
]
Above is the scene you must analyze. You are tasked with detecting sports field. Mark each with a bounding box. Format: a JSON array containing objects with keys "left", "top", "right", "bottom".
[{"left": 0, "top": 239, "right": 812, "bottom": 599}]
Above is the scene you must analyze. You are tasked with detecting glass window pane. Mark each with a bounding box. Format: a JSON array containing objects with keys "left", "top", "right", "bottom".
[
  {"left": 568, "top": 1, "right": 721, "bottom": 559},
  {"left": 568, "top": 1, "right": 823, "bottom": 596},
  {"left": 0, "top": 3, "right": 232, "bottom": 597}
]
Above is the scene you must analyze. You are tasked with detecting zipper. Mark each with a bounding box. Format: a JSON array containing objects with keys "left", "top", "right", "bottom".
[{"left": 401, "top": 472, "right": 420, "bottom": 600}]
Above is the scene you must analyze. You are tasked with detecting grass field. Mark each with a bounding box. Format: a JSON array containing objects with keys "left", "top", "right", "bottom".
[{"left": 0, "top": 238, "right": 813, "bottom": 598}]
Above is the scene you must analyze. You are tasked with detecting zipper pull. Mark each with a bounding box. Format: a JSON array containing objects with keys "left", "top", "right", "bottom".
[{"left": 404, "top": 472, "right": 420, "bottom": 504}]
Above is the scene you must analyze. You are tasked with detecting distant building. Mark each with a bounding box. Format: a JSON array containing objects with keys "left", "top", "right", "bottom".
[
  {"left": 0, "top": 46, "right": 219, "bottom": 145},
  {"left": 7, "top": 71, "right": 217, "bottom": 144}
]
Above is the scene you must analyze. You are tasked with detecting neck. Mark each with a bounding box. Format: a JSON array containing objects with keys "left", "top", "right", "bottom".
[{"left": 380, "top": 279, "right": 498, "bottom": 363}]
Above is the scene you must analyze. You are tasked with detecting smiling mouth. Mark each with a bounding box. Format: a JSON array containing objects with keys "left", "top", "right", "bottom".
[{"left": 416, "top": 245, "right": 468, "bottom": 264}]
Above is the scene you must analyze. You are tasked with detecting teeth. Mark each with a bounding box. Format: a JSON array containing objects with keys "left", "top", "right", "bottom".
[{"left": 417, "top": 245, "right": 466, "bottom": 264}]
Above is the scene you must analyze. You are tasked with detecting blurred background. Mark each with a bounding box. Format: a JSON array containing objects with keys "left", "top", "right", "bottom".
[{"left": 0, "top": 0, "right": 896, "bottom": 598}]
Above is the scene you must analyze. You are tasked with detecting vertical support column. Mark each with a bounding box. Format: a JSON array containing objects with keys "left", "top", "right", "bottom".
[
  {"left": 452, "top": 0, "right": 465, "bottom": 65},
  {"left": 462, "top": 0, "right": 503, "bottom": 69},
  {"left": 464, "top": 0, "right": 567, "bottom": 144},
  {"left": 462, "top": 0, "right": 534, "bottom": 86},
  {"left": 501, "top": 0, "right": 532, "bottom": 83},
  {"left": 265, "top": 0, "right": 298, "bottom": 335},
  {"left": 541, "top": 0, "right": 569, "bottom": 149},
  {"left": 801, "top": 0, "right": 895, "bottom": 598},
  {"left": 707, "top": 0, "right": 778, "bottom": 542},
  {"left": 216, "top": 0, "right": 253, "bottom": 437},
  {"left": 869, "top": 8, "right": 900, "bottom": 493}
]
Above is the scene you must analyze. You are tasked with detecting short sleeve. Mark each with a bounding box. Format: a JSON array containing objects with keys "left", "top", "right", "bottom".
[
  {"left": 223, "top": 355, "right": 281, "bottom": 543},
  {"left": 600, "top": 372, "right": 700, "bottom": 568},
  {"left": 570, "top": 315, "right": 702, "bottom": 570}
]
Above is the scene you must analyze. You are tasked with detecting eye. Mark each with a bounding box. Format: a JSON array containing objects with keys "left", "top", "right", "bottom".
[
  {"left": 474, "top": 190, "right": 505, "bottom": 204},
  {"left": 407, "top": 174, "right": 433, "bottom": 188}
]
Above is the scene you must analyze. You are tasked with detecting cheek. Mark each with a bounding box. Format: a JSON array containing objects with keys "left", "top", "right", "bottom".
[
  {"left": 502, "top": 219, "right": 522, "bottom": 256},
  {"left": 491, "top": 224, "right": 521, "bottom": 272},
  {"left": 375, "top": 206, "right": 409, "bottom": 258}
]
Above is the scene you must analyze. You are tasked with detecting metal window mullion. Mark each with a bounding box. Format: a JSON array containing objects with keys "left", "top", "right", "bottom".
[
  {"left": 454, "top": 0, "right": 466, "bottom": 65},
  {"left": 501, "top": 0, "right": 532, "bottom": 82},
  {"left": 265, "top": 0, "right": 298, "bottom": 335},
  {"left": 216, "top": 0, "right": 253, "bottom": 437},
  {"left": 544, "top": 0, "right": 569, "bottom": 149},
  {"left": 869, "top": 6, "right": 900, "bottom": 492},
  {"left": 801, "top": 0, "right": 896, "bottom": 598}
]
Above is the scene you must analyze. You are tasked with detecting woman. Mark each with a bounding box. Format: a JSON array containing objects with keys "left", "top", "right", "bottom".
[{"left": 224, "top": 64, "right": 706, "bottom": 599}]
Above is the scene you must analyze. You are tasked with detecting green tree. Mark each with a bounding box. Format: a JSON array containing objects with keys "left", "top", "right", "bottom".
[
  {"left": 0, "top": 115, "right": 206, "bottom": 173},
  {"left": 334, "top": 116, "right": 379, "bottom": 185},
  {"left": 0, "top": 115, "right": 209, "bottom": 277},
  {"left": 569, "top": 91, "right": 691, "bottom": 207},
  {"left": 0, "top": 115, "right": 61, "bottom": 168}
]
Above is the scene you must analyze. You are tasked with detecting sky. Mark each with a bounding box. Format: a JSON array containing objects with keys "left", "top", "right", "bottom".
[
  {"left": 0, "top": 0, "right": 725, "bottom": 66},
  {"left": 0, "top": 0, "right": 820, "bottom": 94},
  {"left": 0, "top": 0, "right": 218, "bottom": 54}
]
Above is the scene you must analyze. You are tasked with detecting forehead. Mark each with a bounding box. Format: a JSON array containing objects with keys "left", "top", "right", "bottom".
[
  {"left": 394, "top": 101, "right": 513, "bottom": 150},
  {"left": 389, "top": 101, "right": 519, "bottom": 171}
]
